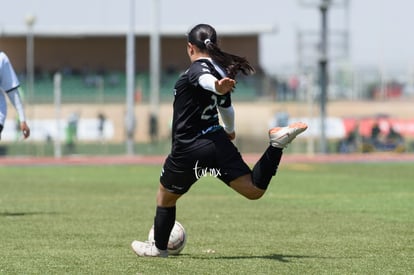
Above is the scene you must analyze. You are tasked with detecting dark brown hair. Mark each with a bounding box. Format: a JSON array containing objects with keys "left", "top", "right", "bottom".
[{"left": 187, "top": 23, "right": 255, "bottom": 79}]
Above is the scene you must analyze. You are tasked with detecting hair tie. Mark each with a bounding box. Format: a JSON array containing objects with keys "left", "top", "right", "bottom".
[{"left": 204, "top": 38, "right": 211, "bottom": 46}]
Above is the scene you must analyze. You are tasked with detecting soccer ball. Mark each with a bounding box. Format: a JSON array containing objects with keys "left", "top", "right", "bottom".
[{"left": 148, "top": 221, "right": 187, "bottom": 255}]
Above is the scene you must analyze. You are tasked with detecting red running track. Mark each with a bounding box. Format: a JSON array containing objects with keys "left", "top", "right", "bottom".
[{"left": 1, "top": 153, "right": 413, "bottom": 166}]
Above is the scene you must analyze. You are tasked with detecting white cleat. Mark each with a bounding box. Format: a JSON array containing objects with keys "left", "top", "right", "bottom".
[
  {"left": 269, "top": 122, "right": 308, "bottom": 148},
  {"left": 131, "top": 240, "right": 168, "bottom": 258}
]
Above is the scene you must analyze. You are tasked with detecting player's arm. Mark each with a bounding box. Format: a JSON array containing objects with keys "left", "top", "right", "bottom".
[
  {"left": 0, "top": 92, "right": 7, "bottom": 140},
  {"left": 199, "top": 74, "right": 235, "bottom": 95},
  {"left": 218, "top": 105, "right": 235, "bottom": 140},
  {"left": 6, "top": 88, "right": 30, "bottom": 139}
]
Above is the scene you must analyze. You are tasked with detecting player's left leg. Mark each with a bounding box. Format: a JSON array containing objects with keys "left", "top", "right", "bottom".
[
  {"left": 131, "top": 184, "right": 181, "bottom": 257},
  {"left": 132, "top": 151, "right": 197, "bottom": 258},
  {"left": 153, "top": 184, "right": 181, "bottom": 251}
]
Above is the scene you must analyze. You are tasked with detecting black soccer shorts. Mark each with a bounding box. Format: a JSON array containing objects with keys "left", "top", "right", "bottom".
[{"left": 160, "top": 130, "right": 251, "bottom": 194}]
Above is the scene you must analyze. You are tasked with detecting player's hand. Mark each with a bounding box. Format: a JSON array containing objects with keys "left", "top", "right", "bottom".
[
  {"left": 227, "top": 131, "right": 236, "bottom": 141},
  {"left": 20, "top": 121, "right": 30, "bottom": 139},
  {"left": 215, "top": 77, "right": 236, "bottom": 95}
]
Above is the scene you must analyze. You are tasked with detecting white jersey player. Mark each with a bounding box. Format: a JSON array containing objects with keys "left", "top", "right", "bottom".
[{"left": 0, "top": 51, "right": 30, "bottom": 140}]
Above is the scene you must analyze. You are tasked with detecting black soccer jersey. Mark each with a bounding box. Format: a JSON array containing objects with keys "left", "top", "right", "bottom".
[{"left": 171, "top": 59, "right": 231, "bottom": 151}]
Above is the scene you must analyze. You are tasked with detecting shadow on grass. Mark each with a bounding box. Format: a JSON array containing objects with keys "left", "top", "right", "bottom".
[
  {"left": 222, "top": 254, "right": 318, "bottom": 262},
  {"left": 0, "top": 211, "right": 60, "bottom": 217},
  {"left": 187, "top": 253, "right": 334, "bottom": 263}
]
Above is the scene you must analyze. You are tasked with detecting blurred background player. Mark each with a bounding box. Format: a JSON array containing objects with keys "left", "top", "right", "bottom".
[
  {"left": 0, "top": 51, "right": 30, "bottom": 140},
  {"left": 131, "top": 24, "right": 307, "bottom": 257}
]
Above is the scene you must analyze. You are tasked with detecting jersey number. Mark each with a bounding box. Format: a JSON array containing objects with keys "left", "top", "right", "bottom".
[{"left": 201, "top": 94, "right": 226, "bottom": 120}]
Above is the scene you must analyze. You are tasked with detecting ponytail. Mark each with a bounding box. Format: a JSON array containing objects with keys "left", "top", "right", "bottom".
[{"left": 188, "top": 24, "right": 255, "bottom": 79}]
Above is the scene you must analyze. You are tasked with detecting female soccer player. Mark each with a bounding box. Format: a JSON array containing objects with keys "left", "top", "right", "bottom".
[
  {"left": 0, "top": 51, "right": 30, "bottom": 140},
  {"left": 131, "top": 24, "right": 307, "bottom": 257}
]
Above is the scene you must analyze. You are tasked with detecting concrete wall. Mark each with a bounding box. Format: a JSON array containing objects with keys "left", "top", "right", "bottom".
[{"left": 13, "top": 100, "right": 414, "bottom": 143}]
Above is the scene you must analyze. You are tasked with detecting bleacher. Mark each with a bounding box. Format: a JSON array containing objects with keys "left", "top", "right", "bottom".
[{"left": 23, "top": 72, "right": 260, "bottom": 104}]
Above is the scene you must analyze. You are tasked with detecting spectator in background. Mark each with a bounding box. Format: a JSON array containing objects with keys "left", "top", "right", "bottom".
[
  {"left": 149, "top": 114, "right": 158, "bottom": 143},
  {"left": 386, "top": 126, "right": 403, "bottom": 144},
  {"left": 288, "top": 75, "right": 299, "bottom": 100},
  {"left": 97, "top": 112, "right": 106, "bottom": 142},
  {"left": 65, "top": 112, "right": 79, "bottom": 154},
  {"left": 0, "top": 51, "right": 30, "bottom": 140},
  {"left": 370, "top": 122, "right": 382, "bottom": 148},
  {"left": 385, "top": 126, "right": 405, "bottom": 151},
  {"left": 338, "top": 124, "right": 359, "bottom": 153}
]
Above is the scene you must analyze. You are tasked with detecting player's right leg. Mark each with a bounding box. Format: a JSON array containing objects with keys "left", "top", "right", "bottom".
[
  {"left": 230, "top": 122, "right": 307, "bottom": 198},
  {"left": 269, "top": 122, "right": 308, "bottom": 148}
]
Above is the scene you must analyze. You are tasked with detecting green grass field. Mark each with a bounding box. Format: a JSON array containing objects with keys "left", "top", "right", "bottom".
[{"left": 0, "top": 162, "right": 413, "bottom": 274}]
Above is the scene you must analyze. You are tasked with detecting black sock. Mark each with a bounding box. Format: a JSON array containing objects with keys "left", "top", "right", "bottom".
[
  {"left": 154, "top": 206, "right": 176, "bottom": 250},
  {"left": 252, "top": 146, "right": 283, "bottom": 190}
]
